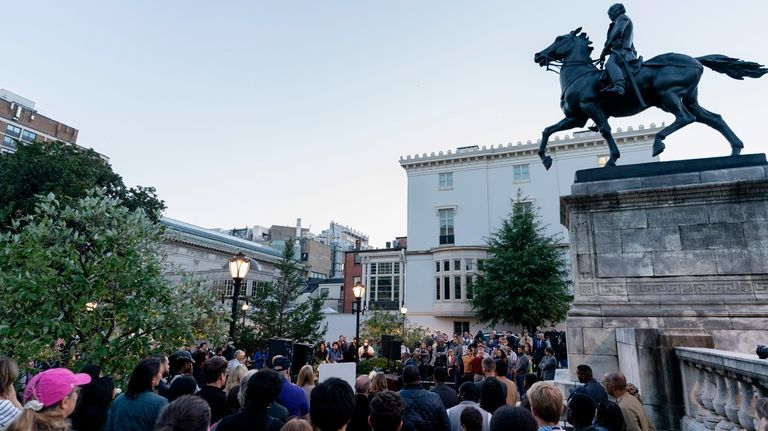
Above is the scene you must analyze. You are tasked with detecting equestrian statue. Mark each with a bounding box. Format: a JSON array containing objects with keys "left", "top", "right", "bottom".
[{"left": 533, "top": 3, "right": 767, "bottom": 169}]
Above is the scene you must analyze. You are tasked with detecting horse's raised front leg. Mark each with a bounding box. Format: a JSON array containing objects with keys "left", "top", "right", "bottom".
[
  {"left": 582, "top": 104, "right": 620, "bottom": 166},
  {"left": 538, "top": 116, "right": 587, "bottom": 170},
  {"left": 652, "top": 91, "right": 696, "bottom": 157}
]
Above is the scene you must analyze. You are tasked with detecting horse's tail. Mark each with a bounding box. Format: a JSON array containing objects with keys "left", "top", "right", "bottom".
[{"left": 697, "top": 54, "right": 768, "bottom": 80}]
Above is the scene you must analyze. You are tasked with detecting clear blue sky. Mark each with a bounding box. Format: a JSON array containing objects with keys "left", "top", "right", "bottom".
[{"left": 4, "top": 1, "right": 767, "bottom": 246}]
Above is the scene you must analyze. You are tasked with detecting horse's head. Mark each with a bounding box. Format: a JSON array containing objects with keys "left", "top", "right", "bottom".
[{"left": 534, "top": 27, "right": 593, "bottom": 67}]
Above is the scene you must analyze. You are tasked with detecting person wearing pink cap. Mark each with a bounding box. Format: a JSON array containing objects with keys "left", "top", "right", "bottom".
[{"left": 6, "top": 367, "right": 91, "bottom": 431}]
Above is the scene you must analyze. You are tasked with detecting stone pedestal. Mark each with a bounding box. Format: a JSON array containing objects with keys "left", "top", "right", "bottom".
[{"left": 561, "top": 154, "right": 768, "bottom": 428}]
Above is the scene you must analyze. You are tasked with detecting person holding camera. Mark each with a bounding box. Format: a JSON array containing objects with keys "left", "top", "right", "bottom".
[{"left": 358, "top": 338, "right": 376, "bottom": 360}]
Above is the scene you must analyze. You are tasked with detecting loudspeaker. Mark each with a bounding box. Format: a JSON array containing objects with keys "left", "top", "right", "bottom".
[
  {"left": 268, "top": 338, "right": 292, "bottom": 366},
  {"left": 381, "top": 335, "right": 395, "bottom": 359},
  {"left": 389, "top": 340, "right": 402, "bottom": 361},
  {"left": 292, "top": 343, "right": 313, "bottom": 375}
]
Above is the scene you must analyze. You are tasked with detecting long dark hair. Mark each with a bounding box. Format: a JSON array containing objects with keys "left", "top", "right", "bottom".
[
  {"left": 126, "top": 358, "right": 161, "bottom": 400},
  {"left": 595, "top": 400, "right": 626, "bottom": 431},
  {"left": 70, "top": 376, "right": 115, "bottom": 431}
]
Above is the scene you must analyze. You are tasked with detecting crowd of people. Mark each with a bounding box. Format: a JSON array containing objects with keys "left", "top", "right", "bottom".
[{"left": 1, "top": 334, "right": 766, "bottom": 431}]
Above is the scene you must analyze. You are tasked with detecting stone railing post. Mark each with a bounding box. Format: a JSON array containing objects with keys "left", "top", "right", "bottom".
[
  {"left": 737, "top": 379, "right": 755, "bottom": 431},
  {"left": 723, "top": 374, "right": 742, "bottom": 431}
]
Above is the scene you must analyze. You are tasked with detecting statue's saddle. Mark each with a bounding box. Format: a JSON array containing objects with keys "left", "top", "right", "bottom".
[{"left": 599, "top": 56, "right": 643, "bottom": 85}]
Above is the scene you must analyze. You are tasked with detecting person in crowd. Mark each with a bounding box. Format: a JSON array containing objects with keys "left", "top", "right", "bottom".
[
  {"left": 150, "top": 354, "right": 171, "bottom": 398},
  {"left": 216, "top": 368, "right": 284, "bottom": 431},
  {"left": 398, "top": 365, "right": 450, "bottom": 431},
  {"left": 570, "top": 365, "right": 608, "bottom": 406},
  {"left": 252, "top": 346, "right": 268, "bottom": 370},
  {"left": 494, "top": 360, "right": 518, "bottom": 407},
  {"left": 233, "top": 370, "right": 288, "bottom": 422},
  {"left": 603, "top": 373, "right": 652, "bottom": 431},
  {"left": 280, "top": 418, "right": 313, "bottom": 431},
  {"left": 519, "top": 373, "right": 540, "bottom": 409},
  {"left": 168, "top": 376, "right": 198, "bottom": 402},
  {"left": 7, "top": 367, "right": 90, "bottom": 431},
  {"left": 474, "top": 358, "right": 507, "bottom": 400},
  {"left": 462, "top": 347, "right": 475, "bottom": 383},
  {"left": 191, "top": 351, "right": 207, "bottom": 388},
  {"left": 527, "top": 381, "right": 563, "bottom": 431},
  {"left": 168, "top": 351, "right": 196, "bottom": 386},
  {"left": 489, "top": 406, "right": 538, "bottom": 431},
  {"left": 368, "top": 391, "right": 404, "bottom": 431},
  {"left": 314, "top": 342, "right": 329, "bottom": 364},
  {"left": 310, "top": 378, "right": 356, "bottom": 431},
  {"left": 0, "top": 357, "right": 22, "bottom": 430},
  {"left": 226, "top": 364, "right": 248, "bottom": 399},
  {"left": 417, "top": 342, "right": 431, "bottom": 380},
  {"left": 460, "top": 407, "right": 483, "bottom": 431},
  {"left": 532, "top": 333, "right": 549, "bottom": 372},
  {"left": 446, "top": 349, "right": 458, "bottom": 384},
  {"left": 348, "top": 375, "right": 372, "bottom": 431},
  {"left": 370, "top": 373, "right": 389, "bottom": 399},
  {"left": 70, "top": 367, "right": 116, "bottom": 431},
  {"left": 431, "top": 367, "right": 458, "bottom": 409},
  {"left": 594, "top": 400, "right": 626, "bottom": 431},
  {"left": 402, "top": 352, "right": 418, "bottom": 368},
  {"left": 328, "top": 342, "right": 343, "bottom": 363},
  {"left": 568, "top": 393, "right": 597, "bottom": 431},
  {"left": 519, "top": 331, "right": 533, "bottom": 353},
  {"left": 359, "top": 339, "right": 376, "bottom": 360},
  {"left": 538, "top": 348, "right": 557, "bottom": 381},
  {"left": 196, "top": 356, "right": 228, "bottom": 424},
  {"left": 343, "top": 338, "right": 359, "bottom": 363},
  {"left": 155, "top": 395, "right": 210, "bottom": 431},
  {"left": 479, "top": 379, "right": 505, "bottom": 415},
  {"left": 515, "top": 345, "right": 532, "bottom": 395},
  {"left": 227, "top": 350, "right": 247, "bottom": 374},
  {"left": 446, "top": 382, "right": 491, "bottom": 431},
  {"left": 295, "top": 365, "right": 315, "bottom": 406},
  {"left": 272, "top": 356, "right": 309, "bottom": 419},
  {"left": 471, "top": 350, "right": 484, "bottom": 383},
  {"left": 755, "top": 398, "right": 767, "bottom": 431},
  {"left": 104, "top": 358, "right": 168, "bottom": 431}
]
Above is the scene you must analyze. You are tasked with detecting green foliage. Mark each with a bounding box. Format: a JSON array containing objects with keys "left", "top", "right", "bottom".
[
  {"left": 470, "top": 194, "right": 572, "bottom": 330},
  {"left": 175, "top": 273, "right": 230, "bottom": 348},
  {"left": 361, "top": 310, "right": 431, "bottom": 353},
  {"left": 356, "top": 357, "right": 403, "bottom": 376},
  {"left": 0, "top": 141, "right": 165, "bottom": 227},
  {"left": 247, "top": 239, "right": 327, "bottom": 346},
  {"left": 0, "top": 190, "right": 197, "bottom": 379}
]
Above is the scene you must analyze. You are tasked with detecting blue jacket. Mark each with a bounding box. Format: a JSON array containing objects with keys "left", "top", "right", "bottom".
[
  {"left": 104, "top": 391, "right": 168, "bottom": 431},
  {"left": 399, "top": 384, "right": 451, "bottom": 431}
]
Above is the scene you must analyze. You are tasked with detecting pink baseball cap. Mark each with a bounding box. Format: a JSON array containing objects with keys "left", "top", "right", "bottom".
[{"left": 24, "top": 368, "right": 92, "bottom": 407}]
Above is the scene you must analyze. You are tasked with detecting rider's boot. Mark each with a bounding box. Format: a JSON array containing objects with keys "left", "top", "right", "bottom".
[{"left": 601, "top": 80, "right": 626, "bottom": 96}]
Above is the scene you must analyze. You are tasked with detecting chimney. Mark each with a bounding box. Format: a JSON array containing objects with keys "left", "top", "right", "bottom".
[
  {"left": 386, "top": 242, "right": 391, "bottom": 249},
  {"left": 296, "top": 218, "right": 302, "bottom": 239}
]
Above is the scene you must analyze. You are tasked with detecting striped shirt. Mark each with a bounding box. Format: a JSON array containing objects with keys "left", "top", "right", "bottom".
[{"left": 0, "top": 399, "right": 21, "bottom": 430}]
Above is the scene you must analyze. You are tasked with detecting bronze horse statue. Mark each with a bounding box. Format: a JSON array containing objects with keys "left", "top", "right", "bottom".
[{"left": 533, "top": 28, "right": 767, "bottom": 169}]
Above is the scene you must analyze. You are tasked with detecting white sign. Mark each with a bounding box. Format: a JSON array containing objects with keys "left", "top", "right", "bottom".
[{"left": 318, "top": 362, "right": 357, "bottom": 389}]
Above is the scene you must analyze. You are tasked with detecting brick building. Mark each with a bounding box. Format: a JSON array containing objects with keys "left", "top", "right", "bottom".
[{"left": 0, "top": 89, "right": 78, "bottom": 154}]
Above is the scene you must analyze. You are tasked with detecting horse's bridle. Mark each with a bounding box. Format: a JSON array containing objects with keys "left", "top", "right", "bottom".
[{"left": 542, "top": 35, "right": 601, "bottom": 74}]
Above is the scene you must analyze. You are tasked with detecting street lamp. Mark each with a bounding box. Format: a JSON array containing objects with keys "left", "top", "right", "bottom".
[
  {"left": 228, "top": 252, "right": 251, "bottom": 342},
  {"left": 241, "top": 302, "right": 249, "bottom": 327},
  {"left": 85, "top": 302, "right": 98, "bottom": 312},
  {"left": 352, "top": 282, "right": 366, "bottom": 346},
  {"left": 400, "top": 305, "right": 407, "bottom": 334}
]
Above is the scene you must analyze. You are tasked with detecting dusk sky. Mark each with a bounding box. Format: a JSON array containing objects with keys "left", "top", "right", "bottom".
[{"left": 4, "top": 1, "right": 767, "bottom": 246}]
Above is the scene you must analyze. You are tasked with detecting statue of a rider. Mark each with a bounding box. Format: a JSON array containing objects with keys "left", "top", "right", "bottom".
[{"left": 599, "top": 3, "right": 637, "bottom": 96}]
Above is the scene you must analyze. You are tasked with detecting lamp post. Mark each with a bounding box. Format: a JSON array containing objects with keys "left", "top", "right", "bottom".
[
  {"left": 352, "top": 282, "right": 366, "bottom": 346},
  {"left": 400, "top": 305, "right": 408, "bottom": 335},
  {"left": 228, "top": 252, "right": 251, "bottom": 342},
  {"left": 241, "top": 302, "right": 249, "bottom": 327}
]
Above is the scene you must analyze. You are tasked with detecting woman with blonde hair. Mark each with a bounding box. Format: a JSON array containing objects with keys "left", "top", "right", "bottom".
[
  {"left": 369, "top": 372, "right": 389, "bottom": 399},
  {"left": 225, "top": 364, "right": 247, "bottom": 396},
  {"left": 0, "top": 356, "right": 21, "bottom": 430},
  {"left": 279, "top": 418, "right": 312, "bottom": 431},
  {"left": 7, "top": 368, "right": 91, "bottom": 431},
  {"left": 295, "top": 365, "right": 315, "bottom": 405}
]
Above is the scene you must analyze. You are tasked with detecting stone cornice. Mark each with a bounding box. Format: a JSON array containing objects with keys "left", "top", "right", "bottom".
[{"left": 399, "top": 124, "right": 662, "bottom": 171}]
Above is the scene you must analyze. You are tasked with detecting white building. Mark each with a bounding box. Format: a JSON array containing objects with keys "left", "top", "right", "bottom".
[
  {"left": 319, "top": 221, "right": 371, "bottom": 278},
  {"left": 400, "top": 125, "right": 662, "bottom": 335}
]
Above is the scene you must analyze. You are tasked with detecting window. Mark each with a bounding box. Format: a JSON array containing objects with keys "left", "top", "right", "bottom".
[
  {"left": 454, "top": 321, "right": 470, "bottom": 335},
  {"left": 598, "top": 155, "right": 610, "bottom": 167},
  {"left": 514, "top": 201, "right": 533, "bottom": 214},
  {"left": 435, "top": 278, "right": 441, "bottom": 300},
  {"left": 478, "top": 259, "right": 485, "bottom": 271},
  {"left": 465, "top": 260, "right": 473, "bottom": 271},
  {"left": 5, "top": 125, "right": 20, "bottom": 138},
  {"left": 513, "top": 164, "right": 530, "bottom": 182},
  {"left": 2, "top": 136, "right": 16, "bottom": 150},
  {"left": 454, "top": 260, "right": 461, "bottom": 271},
  {"left": 443, "top": 276, "right": 450, "bottom": 300},
  {"left": 466, "top": 277, "right": 474, "bottom": 299},
  {"left": 436, "top": 261, "right": 441, "bottom": 272},
  {"left": 443, "top": 261, "right": 450, "bottom": 272},
  {"left": 319, "top": 287, "right": 329, "bottom": 297},
  {"left": 354, "top": 254, "right": 361, "bottom": 264},
  {"left": 213, "top": 280, "right": 234, "bottom": 297},
  {"left": 21, "top": 130, "right": 36, "bottom": 142},
  {"left": 369, "top": 262, "right": 401, "bottom": 307},
  {"left": 454, "top": 276, "right": 462, "bottom": 300},
  {"left": 439, "top": 172, "right": 453, "bottom": 189},
  {"left": 439, "top": 209, "right": 454, "bottom": 245}
]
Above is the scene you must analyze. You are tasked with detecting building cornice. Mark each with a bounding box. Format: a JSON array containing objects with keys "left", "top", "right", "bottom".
[{"left": 399, "top": 124, "right": 662, "bottom": 171}]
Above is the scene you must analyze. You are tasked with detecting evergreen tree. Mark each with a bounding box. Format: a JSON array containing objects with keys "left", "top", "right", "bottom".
[
  {"left": 470, "top": 195, "right": 572, "bottom": 329},
  {"left": 248, "top": 238, "right": 327, "bottom": 345}
]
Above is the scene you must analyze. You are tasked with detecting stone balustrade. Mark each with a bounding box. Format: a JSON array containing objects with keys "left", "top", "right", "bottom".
[{"left": 676, "top": 347, "right": 768, "bottom": 431}]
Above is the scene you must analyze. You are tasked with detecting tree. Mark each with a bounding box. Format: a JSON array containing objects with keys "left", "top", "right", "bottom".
[
  {"left": 0, "top": 141, "right": 165, "bottom": 227},
  {"left": 361, "top": 310, "right": 430, "bottom": 353},
  {"left": 470, "top": 195, "right": 572, "bottom": 330},
  {"left": 247, "top": 239, "right": 327, "bottom": 346},
  {"left": 176, "top": 273, "right": 230, "bottom": 348},
  {"left": 0, "top": 190, "right": 202, "bottom": 378}
]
